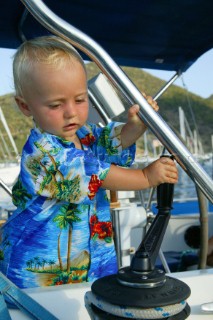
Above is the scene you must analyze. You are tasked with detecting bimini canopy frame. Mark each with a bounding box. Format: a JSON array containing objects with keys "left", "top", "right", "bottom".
[{"left": 19, "top": 0, "right": 213, "bottom": 203}]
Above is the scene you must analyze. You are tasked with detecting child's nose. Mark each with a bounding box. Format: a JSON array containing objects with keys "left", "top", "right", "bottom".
[{"left": 64, "top": 102, "right": 76, "bottom": 118}]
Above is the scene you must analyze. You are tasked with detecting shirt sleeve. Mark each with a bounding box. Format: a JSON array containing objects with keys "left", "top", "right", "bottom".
[{"left": 88, "top": 122, "right": 136, "bottom": 167}]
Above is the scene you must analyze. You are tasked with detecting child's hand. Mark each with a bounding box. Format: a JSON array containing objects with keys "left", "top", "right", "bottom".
[
  {"left": 141, "top": 92, "right": 159, "bottom": 112},
  {"left": 127, "top": 93, "right": 159, "bottom": 127},
  {"left": 143, "top": 157, "right": 178, "bottom": 187},
  {"left": 121, "top": 93, "right": 159, "bottom": 149}
]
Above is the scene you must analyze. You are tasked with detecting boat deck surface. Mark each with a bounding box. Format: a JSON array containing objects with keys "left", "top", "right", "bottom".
[{"left": 9, "top": 268, "right": 213, "bottom": 319}]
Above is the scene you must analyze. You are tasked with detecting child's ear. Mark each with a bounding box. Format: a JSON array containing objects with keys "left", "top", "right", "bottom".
[{"left": 15, "top": 96, "right": 32, "bottom": 117}]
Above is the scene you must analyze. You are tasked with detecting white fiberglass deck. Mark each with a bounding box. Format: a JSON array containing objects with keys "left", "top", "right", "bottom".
[{"left": 9, "top": 268, "right": 213, "bottom": 319}]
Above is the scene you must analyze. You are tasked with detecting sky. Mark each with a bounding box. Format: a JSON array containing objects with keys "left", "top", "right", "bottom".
[
  {"left": 143, "top": 48, "right": 213, "bottom": 99},
  {"left": 0, "top": 47, "right": 213, "bottom": 98}
]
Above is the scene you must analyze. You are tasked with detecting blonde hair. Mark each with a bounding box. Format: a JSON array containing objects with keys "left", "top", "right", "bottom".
[{"left": 13, "top": 35, "right": 86, "bottom": 96}]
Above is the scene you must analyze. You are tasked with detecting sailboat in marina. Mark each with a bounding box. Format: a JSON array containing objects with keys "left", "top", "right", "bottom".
[
  {"left": 0, "top": 106, "right": 20, "bottom": 224},
  {"left": 0, "top": 107, "right": 19, "bottom": 159},
  {"left": 0, "top": 107, "right": 20, "bottom": 185},
  {"left": 178, "top": 106, "right": 212, "bottom": 162}
]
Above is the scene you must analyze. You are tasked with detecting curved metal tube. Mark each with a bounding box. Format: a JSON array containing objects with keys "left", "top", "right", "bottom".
[
  {"left": 21, "top": 0, "right": 213, "bottom": 203},
  {"left": 0, "top": 178, "right": 12, "bottom": 196}
]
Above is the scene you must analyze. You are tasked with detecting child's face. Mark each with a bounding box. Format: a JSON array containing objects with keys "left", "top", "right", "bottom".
[{"left": 16, "top": 59, "right": 89, "bottom": 142}]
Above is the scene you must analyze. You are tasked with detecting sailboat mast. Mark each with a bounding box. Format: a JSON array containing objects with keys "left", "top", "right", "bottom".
[{"left": 0, "top": 107, "right": 19, "bottom": 158}]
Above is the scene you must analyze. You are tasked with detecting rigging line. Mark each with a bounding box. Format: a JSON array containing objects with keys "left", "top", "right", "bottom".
[{"left": 180, "top": 74, "right": 203, "bottom": 149}]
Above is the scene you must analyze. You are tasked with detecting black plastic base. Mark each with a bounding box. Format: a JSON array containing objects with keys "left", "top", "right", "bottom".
[
  {"left": 118, "top": 266, "right": 166, "bottom": 288},
  {"left": 90, "top": 303, "right": 191, "bottom": 320},
  {"left": 92, "top": 274, "right": 191, "bottom": 308}
]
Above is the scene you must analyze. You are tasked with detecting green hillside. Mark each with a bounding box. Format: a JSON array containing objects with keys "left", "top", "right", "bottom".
[{"left": 0, "top": 62, "right": 212, "bottom": 162}]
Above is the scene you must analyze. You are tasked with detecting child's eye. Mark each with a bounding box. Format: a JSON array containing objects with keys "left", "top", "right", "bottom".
[
  {"left": 76, "top": 94, "right": 88, "bottom": 104},
  {"left": 49, "top": 104, "right": 61, "bottom": 109},
  {"left": 76, "top": 98, "right": 85, "bottom": 104}
]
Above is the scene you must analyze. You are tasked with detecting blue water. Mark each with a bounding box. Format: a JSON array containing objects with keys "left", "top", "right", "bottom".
[{"left": 174, "top": 157, "right": 213, "bottom": 200}]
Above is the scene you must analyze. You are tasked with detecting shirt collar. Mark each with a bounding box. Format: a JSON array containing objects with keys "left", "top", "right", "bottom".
[{"left": 33, "top": 123, "right": 96, "bottom": 147}]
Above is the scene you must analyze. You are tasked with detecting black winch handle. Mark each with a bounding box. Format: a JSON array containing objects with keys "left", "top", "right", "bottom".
[{"left": 130, "top": 155, "right": 175, "bottom": 272}]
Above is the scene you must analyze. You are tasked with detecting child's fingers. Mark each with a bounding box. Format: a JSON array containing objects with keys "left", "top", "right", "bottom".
[
  {"left": 166, "top": 170, "right": 178, "bottom": 183},
  {"left": 128, "top": 104, "right": 139, "bottom": 116},
  {"left": 159, "top": 157, "right": 176, "bottom": 166},
  {"left": 130, "top": 94, "right": 159, "bottom": 116},
  {"left": 151, "top": 101, "right": 159, "bottom": 112},
  {"left": 143, "top": 157, "right": 179, "bottom": 187},
  {"left": 159, "top": 157, "right": 178, "bottom": 183},
  {"left": 142, "top": 93, "right": 159, "bottom": 112}
]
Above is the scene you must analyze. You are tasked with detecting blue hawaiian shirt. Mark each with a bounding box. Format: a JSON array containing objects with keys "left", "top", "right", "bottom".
[{"left": 0, "top": 122, "right": 135, "bottom": 288}]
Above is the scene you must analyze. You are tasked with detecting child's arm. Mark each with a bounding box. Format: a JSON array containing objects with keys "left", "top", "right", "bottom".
[
  {"left": 102, "top": 157, "right": 178, "bottom": 191},
  {"left": 121, "top": 93, "right": 159, "bottom": 149}
]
